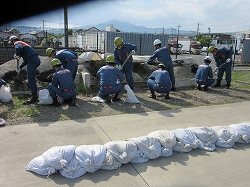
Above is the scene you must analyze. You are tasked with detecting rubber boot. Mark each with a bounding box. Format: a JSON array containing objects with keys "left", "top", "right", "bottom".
[
  {"left": 226, "top": 82, "right": 231, "bottom": 89},
  {"left": 203, "top": 85, "right": 209, "bottom": 92},
  {"left": 214, "top": 80, "right": 221, "bottom": 87},
  {"left": 26, "top": 93, "right": 38, "bottom": 104},
  {"left": 70, "top": 95, "right": 76, "bottom": 106},
  {"left": 197, "top": 84, "right": 202, "bottom": 91},
  {"left": 148, "top": 90, "right": 156, "bottom": 99},
  {"left": 171, "top": 84, "right": 176, "bottom": 91},
  {"left": 52, "top": 97, "right": 61, "bottom": 106},
  {"left": 112, "top": 92, "right": 121, "bottom": 102}
]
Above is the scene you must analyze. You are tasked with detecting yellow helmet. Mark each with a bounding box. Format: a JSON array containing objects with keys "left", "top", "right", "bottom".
[
  {"left": 158, "top": 63, "right": 165, "bottom": 69},
  {"left": 106, "top": 55, "right": 115, "bottom": 63},
  {"left": 208, "top": 46, "right": 215, "bottom": 53},
  {"left": 46, "top": 48, "right": 54, "bottom": 57},
  {"left": 51, "top": 58, "right": 61, "bottom": 67},
  {"left": 114, "top": 37, "right": 123, "bottom": 46}
]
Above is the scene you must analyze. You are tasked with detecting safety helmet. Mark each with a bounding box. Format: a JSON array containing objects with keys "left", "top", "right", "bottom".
[
  {"left": 158, "top": 63, "right": 165, "bottom": 69},
  {"left": 51, "top": 58, "right": 61, "bottom": 67},
  {"left": 204, "top": 56, "right": 212, "bottom": 61},
  {"left": 114, "top": 37, "right": 123, "bottom": 46},
  {"left": 106, "top": 55, "right": 115, "bottom": 63},
  {"left": 208, "top": 46, "right": 215, "bottom": 53},
  {"left": 8, "top": 35, "right": 18, "bottom": 45},
  {"left": 46, "top": 48, "right": 54, "bottom": 57},
  {"left": 153, "top": 39, "right": 161, "bottom": 46}
]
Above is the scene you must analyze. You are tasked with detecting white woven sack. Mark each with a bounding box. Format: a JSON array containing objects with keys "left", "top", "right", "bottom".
[
  {"left": 148, "top": 129, "right": 176, "bottom": 148},
  {"left": 104, "top": 140, "right": 137, "bottom": 164},
  {"left": 124, "top": 84, "right": 140, "bottom": 104},
  {"left": 100, "top": 150, "right": 122, "bottom": 170},
  {"left": 42, "top": 145, "right": 76, "bottom": 170},
  {"left": 127, "top": 136, "right": 162, "bottom": 160},
  {"left": 229, "top": 123, "right": 250, "bottom": 144},
  {"left": 59, "top": 155, "right": 86, "bottom": 179},
  {"left": 38, "top": 89, "right": 53, "bottom": 105},
  {"left": 130, "top": 149, "right": 149, "bottom": 164},
  {"left": 212, "top": 126, "right": 240, "bottom": 148},
  {"left": 171, "top": 128, "right": 200, "bottom": 152},
  {"left": 0, "top": 84, "right": 12, "bottom": 102},
  {"left": 187, "top": 126, "right": 218, "bottom": 151},
  {"left": 75, "top": 144, "right": 106, "bottom": 173},
  {"left": 25, "top": 155, "right": 57, "bottom": 176}
]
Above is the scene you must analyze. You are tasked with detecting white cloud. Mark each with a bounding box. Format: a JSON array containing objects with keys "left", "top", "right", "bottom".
[{"left": 6, "top": 0, "right": 250, "bottom": 33}]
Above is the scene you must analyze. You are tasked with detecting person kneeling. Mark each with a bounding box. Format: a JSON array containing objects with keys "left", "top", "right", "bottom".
[
  {"left": 47, "top": 58, "right": 77, "bottom": 106},
  {"left": 147, "top": 63, "right": 172, "bottom": 100},
  {"left": 96, "top": 55, "right": 125, "bottom": 103},
  {"left": 195, "top": 56, "right": 215, "bottom": 92}
]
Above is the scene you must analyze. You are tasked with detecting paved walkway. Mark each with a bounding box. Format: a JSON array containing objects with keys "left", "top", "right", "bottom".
[{"left": 1, "top": 101, "right": 250, "bottom": 187}]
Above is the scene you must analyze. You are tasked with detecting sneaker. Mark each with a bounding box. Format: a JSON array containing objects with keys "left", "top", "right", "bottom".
[
  {"left": 148, "top": 94, "right": 156, "bottom": 99},
  {"left": 106, "top": 95, "right": 112, "bottom": 103},
  {"left": 112, "top": 97, "right": 121, "bottom": 102},
  {"left": 197, "top": 84, "right": 202, "bottom": 91},
  {"left": 208, "top": 86, "right": 212, "bottom": 90},
  {"left": 165, "top": 95, "right": 171, "bottom": 100}
]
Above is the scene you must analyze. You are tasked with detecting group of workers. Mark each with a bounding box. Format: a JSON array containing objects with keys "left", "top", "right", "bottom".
[{"left": 4, "top": 35, "right": 233, "bottom": 106}]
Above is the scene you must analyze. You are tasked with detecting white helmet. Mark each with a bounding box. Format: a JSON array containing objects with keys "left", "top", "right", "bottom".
[
  {"left": 153, "top": 39, "right": 161, "bottom": 46},
  {"left": 204, "top": 56, "right": 212, "bottom": 61},
  {"left": 8, "top": 35, "right": 18, "bottom": 45}
]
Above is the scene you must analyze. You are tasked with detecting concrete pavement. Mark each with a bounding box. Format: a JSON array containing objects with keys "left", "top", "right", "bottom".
[{"left": 1, "top": 101, "right": 250, "bottom": 187}]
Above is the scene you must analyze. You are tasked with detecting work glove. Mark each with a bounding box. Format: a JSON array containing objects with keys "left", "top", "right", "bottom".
[
  {"left": 14, "top": 53, "right": 20, "bottom": 60},
  {"left": 131, "top": 50, "right": 136, "bottom": 54},
  {"left": 215, "top": 67, "right": 218, "bottom": 71},
  {"left": 226, "top": 58, "right": 231, "bottom": 63},
  {"left": 118, "top": 65, "right": 122, "bottom": 70}
]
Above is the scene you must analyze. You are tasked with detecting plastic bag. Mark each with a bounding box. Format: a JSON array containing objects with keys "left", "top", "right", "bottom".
[
  {"left": 38, "top": 89, "right": 53, "bottom": 105},
  {"left": 0, "top": 84, "right": 12, "bottom": 102},
  {"left": 124, "top": 84, "right": 140, "bottom": 104}
]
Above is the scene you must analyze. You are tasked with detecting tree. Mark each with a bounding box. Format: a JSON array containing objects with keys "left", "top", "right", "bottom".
[{"left": 199, "top": 36, "right": 213, "bottom": 47}]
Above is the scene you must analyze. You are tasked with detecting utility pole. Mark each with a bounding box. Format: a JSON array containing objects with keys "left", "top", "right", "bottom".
[
  {"left": 64, "top": 5, "right": 69, "bottom": 47},
  {"left": 176, "top": 24, "right": 181, "bottom": 60},
  {"left": 196, "top": 21, "right": 201, "bottom": 37},
  {"left": 207, "top": 27, "right": 211, "bottom": 55}
]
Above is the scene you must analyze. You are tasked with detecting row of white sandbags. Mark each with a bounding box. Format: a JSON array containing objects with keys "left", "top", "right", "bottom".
[{"left": 26, "top": 123, "right": 250, "bottom": 179}]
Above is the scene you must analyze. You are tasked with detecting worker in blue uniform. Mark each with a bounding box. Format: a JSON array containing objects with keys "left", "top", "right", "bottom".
[
  {"left": 147, "top": 63, "right": 172, "bottom": 100},
  {"left": 208, "top": 46, "right": 233, "bottom": 89},
  {"left": 113, "top": 37, "right": 137, "bottom": 90},
  {"left": 146, "top": 39, "right": 176, "bottom": 92},
  {"left": 97, "top": 55, "right": 125, "bottom": 103},
  {"left": 195, "top": 56, "right": 215, "bottom": 91},
  {"left": 8, "top": 35, "right": 41, "bottom": 104},
  {"left": 46, "top": 48, "right": 79, "bottom": 81},
  {"left": 47, "top": 58, "right": 77, "bottom": 106}
]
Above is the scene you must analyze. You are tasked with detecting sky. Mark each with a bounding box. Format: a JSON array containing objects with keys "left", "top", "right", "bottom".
[{"left": 7, "top": 0, "right": 250, "bottom": 33}]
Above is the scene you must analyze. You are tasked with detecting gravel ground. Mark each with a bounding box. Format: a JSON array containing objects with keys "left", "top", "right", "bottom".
[{"left": 1, "top": 83, "right": 250, "bottom": 126}]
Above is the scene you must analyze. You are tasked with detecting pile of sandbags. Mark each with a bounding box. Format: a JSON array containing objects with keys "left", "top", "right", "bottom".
[{"left": 26, "top": 122, "right": 250, "bottom": 179}]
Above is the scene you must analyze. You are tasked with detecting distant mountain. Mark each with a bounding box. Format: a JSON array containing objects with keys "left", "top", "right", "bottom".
[{"left": 72, "top": 19, "right": 195, "bottom": 35}]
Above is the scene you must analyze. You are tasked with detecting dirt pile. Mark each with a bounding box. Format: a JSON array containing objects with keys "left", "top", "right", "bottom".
[{"left": 0, "top": 55, "right": 195, "bottom": 92}]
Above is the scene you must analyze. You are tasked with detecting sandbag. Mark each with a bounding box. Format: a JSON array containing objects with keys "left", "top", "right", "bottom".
[
  {"left": 212, "top": 126, "right": 240, "bottom": 148},
  {"left": 59, "top": 155, "right": 86, "bottom": 179},
  {"left": 129, "top": 149, "right": 149, "bottom": 164},
  {"left": 42, "top": 145, "right": 76, "bottom": 170},
  {"left": 91, "top": 96, "right": 106, "bottom": 103},
  {"left": 229, "top": 123, "right": 250, "bottom": 144},
  {"left": 124, "top": 84, "right": 140, "bottom": 104},
  {"left": 75, "top": 144, "right": 106, "bottom": 173},
  {"left": 100, "top": 150, "right": 122, "bottom": 170},
  {"left": 127, "top": 136, "right": 161, "bottom": 160},
  {"left": 148, "top": 129, "right": 176, "bottom": 148},
  {"left": 0, "top": 84, "right": 12, "bottom": 102},
  {"left": 171, "top": 128, "right": 200, "bottom": 152},
  {"left": 25, "top": 155, "right": 57, "bottom": 176},
  {"left": 38, "top": 88, "right": 53, "bottom": 105},
  {"left": 104, "top": 140, "right": 137, "bottom": 164},
  {"left": 187, "top": 126, "right": 218, "bottom": 151}
]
